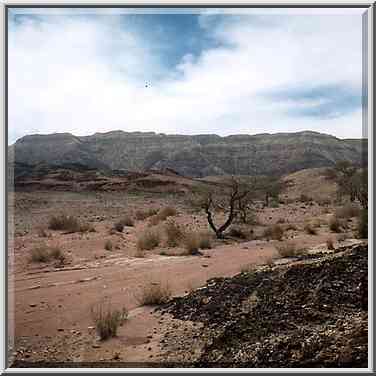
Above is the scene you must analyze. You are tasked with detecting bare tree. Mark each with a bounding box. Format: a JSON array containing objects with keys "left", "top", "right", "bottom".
[
  {"left": 334, "top": 161, "right": 357, "bottom": 202},
  {"left": 201, "top": 176, "right": 250, "bottom": 239}
]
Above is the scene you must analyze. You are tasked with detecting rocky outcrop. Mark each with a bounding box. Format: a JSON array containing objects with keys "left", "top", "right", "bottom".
[
  {"left": 160, "top": 243, "right": 368, "bottom": 367},
  {"left": 10, "top": 131, "right": 367, "bottom": 177}
]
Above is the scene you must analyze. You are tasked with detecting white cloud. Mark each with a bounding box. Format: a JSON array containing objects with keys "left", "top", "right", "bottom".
[{"left": 8, "top": 10, "right": 365, "bottom": 144}]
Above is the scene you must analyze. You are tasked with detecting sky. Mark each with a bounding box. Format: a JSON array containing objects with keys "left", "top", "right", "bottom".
[{"left": 8, "top": 8, "right": 367, "bottom": 144}]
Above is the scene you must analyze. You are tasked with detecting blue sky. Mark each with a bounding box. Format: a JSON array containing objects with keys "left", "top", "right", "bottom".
[{"left": 8, "top": 8, "right": 366, "bottom": 143}]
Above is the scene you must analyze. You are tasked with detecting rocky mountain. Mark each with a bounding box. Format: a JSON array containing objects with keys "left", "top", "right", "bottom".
[{"left": 9, "top": 131, "right": 367, "bottom": 178}]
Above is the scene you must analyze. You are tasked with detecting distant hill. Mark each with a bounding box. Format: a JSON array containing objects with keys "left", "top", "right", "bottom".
[{"left": 8, "top": 131, "right": 367, "bottom": 178}]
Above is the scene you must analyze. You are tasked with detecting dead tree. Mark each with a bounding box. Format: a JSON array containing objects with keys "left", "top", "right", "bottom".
[{"left": 202, "top": 177, "right": 250, "bottom": 239}]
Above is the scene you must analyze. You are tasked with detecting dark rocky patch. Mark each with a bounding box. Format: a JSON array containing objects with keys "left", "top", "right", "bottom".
[{"left": 160, "top": 243, "right": 368, "bottom": 368}]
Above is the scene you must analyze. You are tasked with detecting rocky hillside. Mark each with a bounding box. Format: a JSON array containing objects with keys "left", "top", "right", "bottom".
[{"left": 9, "top": 131, "right": 367, "bottom": 177}]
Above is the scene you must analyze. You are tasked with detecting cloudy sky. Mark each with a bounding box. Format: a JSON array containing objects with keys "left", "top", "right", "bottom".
[{"left": 8, "top": 8, "right": 367, "bottom": 144}]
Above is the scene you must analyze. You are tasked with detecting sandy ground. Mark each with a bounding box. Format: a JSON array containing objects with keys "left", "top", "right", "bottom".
[{"left": 8, "top": 190, "right": 359, "bottom": 366}]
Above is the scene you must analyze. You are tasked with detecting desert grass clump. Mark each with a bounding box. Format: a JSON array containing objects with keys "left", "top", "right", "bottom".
[
  {"left": 329, "top": 216, "right": 342, "bottom": 233},
  {"left": 30, "top": 245, "right": 51, "bottom": 263},
  {"left": 138, "top": 282, "right": 172, "bottom": 306},
  {"left": 165, "top": 221, "right": 184, "bottom": 247},
  {"left": 357, "top": 209, "right": 368, "bottom": 239},
  {"left": 275, "top": 241, "right": 296, "bottom": 257},
  {"left": 114, "top": 222, "right": 124, "bottom": 233},
  {"left": 240, "top": 263, "right": 256, "bottom": 274},
  {"left": 104, "top": 240, "right": 113, "bottom": 251},
  {"left": 182, "top": 232, "right": 200, "bottom": 255},
  {"left": 37, "top": 227, "right": 49, "bottom": 238},
  {"left": 133, "top": 248, "right": 146, "bottom": 258},
  {"left": 304, "top": 222, "right": 318, "bottom": 235},
  {"left": 326, "top": 238, "right": 335, "bottom": 250},
  {"left": 48, "top": 214, "right": 81, "bottom": 232},
  {"left": 198, "top": 232, "right": 212, "bottom": 249},
  {"left": 228, "top": 226, "right": 249, "bottom": 240},
  {"left": 335, "top": 203, "right": 360, "bottom": 219},
  {"left": 262, "top": 224, "right": 284, "bottom": 241},
  {"left": 119, "top": 215, "right": 134, "bottom": 227},
  {"left": 137, "top": 229, "right": 161, "bottom": 251},
  {"left": 135, "top": 208, "right": 158, "bottom": 221},
  {"left": 30, "top": 245, "right": 66, "bottom": 263},
  {"left": 158, "top": 206, "right": 177, "bottom": 220},
  {"left": 91, "top": 302, "right": 128, "bottom": 340}
]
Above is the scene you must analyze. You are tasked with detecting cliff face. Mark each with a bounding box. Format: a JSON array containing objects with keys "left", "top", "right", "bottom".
[{"left": 9, "top": 130, "right": 367, "bottom": 177}]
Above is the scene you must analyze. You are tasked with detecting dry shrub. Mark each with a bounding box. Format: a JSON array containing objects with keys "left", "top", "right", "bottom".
[
  {"left": 165, "top": 221, "right": 184, "bottom": 247},
  {"left": 329, "top": 216, "right": 342, "bottom": 233},
  {"left": 148, "top": 206, "right": 177, "bottom": 226},
  {"left": 240, "top": 263, "right": 256, "bottom": 273},
  {"left": 182, "top": 232, "right": 200, "bottom": 255},
  {"left": 37, "top": 227, "right": 49, "bottom": 238},
  {"left": 262, "top": 224, "right": 284, "bottom": 241},
  {"left": 138, "top": 282, "right": 172, "bottom": 306},
  {"left": 228, "top": 226, "right": 249, "bottom": 240},
  {"left": 133, "top": 248, "right": 145, "bottom": 258},
  {"left": 48, "top": 214, "right": 91, "bottom": 233},
  {"left": 118, "top": 215, "right": 134, "bottom": 227},
  {"left": 30, "top": 245, "right": 66, "bottom": 263},
  {"left": 335, "top": 204, "right": 360, "bottom": 219},
  {"left": 263, "top": 256, "right": 274, "bottom": 267},
  {"left": 326, "top": 238, "right": 335, "bottom": 250},
  {"left": 337, "top": 233, "right": 347, "bottom": 242},
  {"left": 148, "top": 215, "right": 162, "bottom": 227},
  {"left": 114, "top": 222, "right": 124, "bottom": 233},
  {"left": 104, "top": 240, "right": 113, "bottom": 251},
  {"left": 91, "top": 302, "right": 128, "bottom": 340},
  {"left": 357, "top": 209, "right": 368, "bottom": 239},
  {"left": 30, "top": 245, "right": 51, "bottom": 263},
  {"left": 198, "top": 232, "right": 212, "bottom": 249},
  {"left": 276, "top": 218, "right": 286, "bottom": 224},
  {"left": 135, "top": 208, "right": 158, "bottom": 221},
  {"left": 304, "top": 222, "right": 317, "bottom": 235},
  {"left": 137, "top": 229, "right": 160, "bottom": 250},
  {"left": 275, "top": 241, "right": 296, "bottom": 257},
  {"left": 299, "top": 194, "right": 313, "bottom": 203}
]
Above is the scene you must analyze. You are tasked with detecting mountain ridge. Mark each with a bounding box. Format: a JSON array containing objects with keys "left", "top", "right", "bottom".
[{"left": 9, "top": 130, "right": 367, "bottom": 178}]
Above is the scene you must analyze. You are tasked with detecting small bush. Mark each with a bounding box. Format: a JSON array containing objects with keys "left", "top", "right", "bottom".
[
  {"left": 119, "top": 215, "right": 134, "bottom": 227},
  {"left": 30, "top": 246, "right": 51, "bottom": 263},
  {"left": 335, "top": 204, "right": 360, "bottom": 219},
  {"left": 357, "top": 209, "right": 368, "bottom": 239},
  {"left": 104, "top": 240, "right": 113, "bottom": 251},
  {"left": 133, "top": 248, "right": 145, "bottom": 258},
  {"left": 135, "top": 208, "right": 158, "bottom": 221},
  {"left": 48, "top": 214, "right": 81, "bottom": 232},
  {"left": 228, "top": 226, "right": 249, "bottom": 239},
  {"left": 49, "top": 246, "right": 64, "bottom": 260},
  {"left": 304, "top": 223, "right": 317, "bottom": 235},
  {"left": 263, "top": 224, "right": 284, "bottom": 241},
  {"left": 37, "top": 227, "right": 48, "bottom": 238},
  {"left": 299, "top": 194, "right": 313, "bottom": 203},
  {"left": 158, "top": 206, "right": 177, "bottom": 220},
  {"left": 337, "top": 233, "right": 348, "bottom": 242},
  {"left": 326, "top": 238, "right": 335, "bottom": 250},
  {"left": 138, "top": 282, "right": 172, "bottom": 306},
  {"left": 240, "top": 263, "right": 255, "bottom": 273},
  {"left": 165, "top": 221, "right": 184, "bottom": 247},
  {"left": 114, "top": 222, "right": 124, "bottom": 233},
  {"left": 148, "top": 215, "right": 162, "bottom": 227},
  {"left": 275, "top": 241, "right": 296, "bottom": 257},
  {"left": 329, "top": 216, "right": 342, "bottom": 233},
  {"left": 137, "top": 229, "right": 160, "bottom": 250},
  {"left": 276, "top": 218, "right": 286, "bottom": 224},
  {"left": 198, "top": 232, "right": 212, "bottom": 249},
  {"left": 91, "top": 303, "right": 128, "bottom": 340},
  {"left": 182, "top": 232, "right": 200, "bottom": 255}
]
